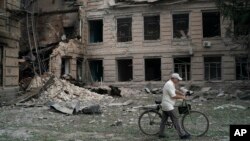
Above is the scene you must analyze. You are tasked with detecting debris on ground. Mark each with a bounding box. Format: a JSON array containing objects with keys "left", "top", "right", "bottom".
[
  {"left": 110, "top": 119, "right": 123, "bottom": 127},
  {"left": 35, "top": 76, "right": 113, "bottom": 105},
  {"left": 81, "top": 104, "right": 102, "bottom": 114},
  {"left": 120, "top": 87, "right": 142, "bottom": 97},
  {"left": 144, "top": 87, "right": 162, "bottom": 94},
  {"left": 201, "top": 87, "right": 211, "bottom": 92},
  {"left": 214, "top": 104, "right": 247, "bottom": 110},
  {"left": 217, "top": 90, "right": 225, "bottom": 97},
  {"left": 108, "top": 100, "right": 133, "bottom": 106},
  {"left": 237, "top": 90, "right": 250, "bottom": 100},
  {"left": 109, "top": 85, "right": 122, "bottom": 97},
  {"left": 20, "top": 76, "right": 113, "bottom": 115},
  {"left": 86, "top": 85, "right": 122, "bottom": 97}
]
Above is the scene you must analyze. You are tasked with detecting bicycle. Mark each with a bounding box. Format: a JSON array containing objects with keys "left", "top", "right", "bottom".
[{"left": 138, "top": 94, "right": 209, "bottom": 137}]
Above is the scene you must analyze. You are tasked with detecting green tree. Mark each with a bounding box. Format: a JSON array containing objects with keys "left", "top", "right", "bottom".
[{"left": 216, "top": 0, "right": 250, "bottom": 53}]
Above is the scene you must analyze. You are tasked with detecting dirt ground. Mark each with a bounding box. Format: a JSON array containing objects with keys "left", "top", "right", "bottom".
[{"left": 0, "top": 91, "right": 250, "bottom": 141}]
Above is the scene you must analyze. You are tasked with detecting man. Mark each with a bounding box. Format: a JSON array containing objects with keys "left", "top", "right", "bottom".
[{"left": 159, "top": 73, "right": 191, "bottom": 139}]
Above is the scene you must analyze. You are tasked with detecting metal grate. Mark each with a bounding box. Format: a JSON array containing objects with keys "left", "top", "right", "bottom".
[
  {"left": 144, "top": 15, "right": 160, "bottom": 40},
  {"left": 117, "top": 18, "right": 132, "bottom": 42}
]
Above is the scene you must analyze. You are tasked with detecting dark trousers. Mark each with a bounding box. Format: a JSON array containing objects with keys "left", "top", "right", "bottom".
[{"left": 159, "top": 110, "right": 185, "bottom": 136}]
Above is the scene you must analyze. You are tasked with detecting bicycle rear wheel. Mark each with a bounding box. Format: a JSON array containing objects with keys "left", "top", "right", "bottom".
[
  {"left": 181, "top": 110, "right": 209, "bottom": 137},
  {"left": 138, "top": 110, "right": 162, "bottom": 135}
]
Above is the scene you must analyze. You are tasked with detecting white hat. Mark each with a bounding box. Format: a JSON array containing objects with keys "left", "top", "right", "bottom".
[{"left": 171, "top": 73, "right": 183, "bottom": 81}]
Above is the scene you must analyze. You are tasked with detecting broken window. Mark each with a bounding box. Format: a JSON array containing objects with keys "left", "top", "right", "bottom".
[
  {"left": 0, "top": 46, "right": 3, "bottom": 86},
  {"left": 145, "top": 58, "right": 161, "bottom": 81},
  {"left": 173, "top": 14, "right": 189, "bottom": 38},
  {"left": 64, "top": 26, "right": 75, "bottom": 39},
  {"left": 174, "top": 57, "right": 191, "bottom": 81},
  {"left": 204, "top": 57, "right": 221, "bottom": 80},
  {"left": 117, "top": 59, "right": 133, "bottom": 81},
  {"left": 144, "top": 15, "right": 160, "bottom": 40},
  {"left": 202, "top": 12, "right": 221, "bottom": 38},
  {"left": 77, "top": 58, "right": 83, "bottom": 82},
  {"left": 89, "top": 60, "right": 103, "bottom": 82},
  {"left": 89, "top": 20, "right": 103, "bottom": 43},
  {"left": 117, "top": 18, "right": 132, "bottom": 42},
  {"left": 236, "top": 57, "right": 250, "bottom": 80},
  {"left": 61, "top": 57, "right": 70, "bottom": 77}
]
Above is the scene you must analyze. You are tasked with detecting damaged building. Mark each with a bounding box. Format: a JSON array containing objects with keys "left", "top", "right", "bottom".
[
  {"left": 81, "top": 0, "right": 250, "bottom": 84},
  {"left": 2, "top": 0, "right": 249, "bottom": 101},
  {"left": 0, "top": 0, "right": 22, "bottom": 99},
  {"left": 19, "top": 0, "right": 84, "bottom": 85}
]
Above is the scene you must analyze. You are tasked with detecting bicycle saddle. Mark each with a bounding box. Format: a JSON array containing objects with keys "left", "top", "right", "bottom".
[{"left": 155, "top": 100, "right": 162, "bottom": 104}]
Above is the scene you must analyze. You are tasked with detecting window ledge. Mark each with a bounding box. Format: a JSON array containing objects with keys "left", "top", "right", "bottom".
[
  {"left": 88, "top": 42, "right": 103, "bottom": 46},
  {"left": 143, "top": 39, "right": 161, "bottom": 43},
  {"left": 202, "top": 37, "right": 221, "bottom": 40},
  {"left": 172, "top": 38, "right": 191, "bottom": 42}
]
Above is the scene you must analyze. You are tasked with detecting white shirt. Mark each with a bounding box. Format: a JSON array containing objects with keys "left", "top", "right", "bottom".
[{"left": 161, "top": 80, "right": 176, "bottom": 111}]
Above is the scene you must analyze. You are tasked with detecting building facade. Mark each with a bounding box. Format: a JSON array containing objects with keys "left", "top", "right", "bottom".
[
  {"left": 81, "top": 0, "right": 249, "bottom": 85},
  {"left": 0, "top": 0, "right": 21, "bottom": 98}
]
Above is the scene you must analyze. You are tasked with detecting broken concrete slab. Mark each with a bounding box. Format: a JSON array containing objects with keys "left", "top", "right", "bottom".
[
  {"left": 201, "top": 87, "right": 211, "bottom": 92},
  {"left": 50, "top": 103, "right": 74, "bottom": 115},
  {"left": 144, "top": 88, "right": 151, "bottom": 93},
  {"left": 108, "top": 100, "right": 133, "bottom": 106},
  {"left": 238, "top": 90, "right": 250, "bottom": 100},
  {"left": 214, "top": 104, "right": 247, "bottom": 110},
  {"left": 217, "top": 91, "right": 225, "bottom": 97}
]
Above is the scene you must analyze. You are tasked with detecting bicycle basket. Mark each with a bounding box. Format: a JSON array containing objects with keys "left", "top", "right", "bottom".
[{"left": 178, "top": 101, "right": 191, "bottom": 114}]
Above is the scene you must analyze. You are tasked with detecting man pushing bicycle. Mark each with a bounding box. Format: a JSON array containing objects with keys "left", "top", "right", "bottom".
[{"left": 159, "top": 73, "right": 191, "bottom": 140}]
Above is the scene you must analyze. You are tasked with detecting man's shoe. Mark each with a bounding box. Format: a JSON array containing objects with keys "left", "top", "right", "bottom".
[{"left": 180, "top": 134, "right": 191, "bottom": 140}]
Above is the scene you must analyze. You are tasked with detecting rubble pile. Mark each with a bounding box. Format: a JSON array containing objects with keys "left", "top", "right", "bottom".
[
  {"left": 36, "top": 77, "right": 113, "bottom": 106},
  {"left": 120, "top": 87, "right": 142, "bottom": 97}
]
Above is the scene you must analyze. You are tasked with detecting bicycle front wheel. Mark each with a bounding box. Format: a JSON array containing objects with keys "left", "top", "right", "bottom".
[
  {"left": 181, "top": 110, "right": 209, "bottom": 137},
  {"left": 138, "top": 110, "right": 162, "bottom": 135}
]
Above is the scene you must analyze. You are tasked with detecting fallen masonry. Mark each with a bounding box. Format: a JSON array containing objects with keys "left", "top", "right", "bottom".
[{"left": 21, "top": 75, "right": 113, "bottom": 115}]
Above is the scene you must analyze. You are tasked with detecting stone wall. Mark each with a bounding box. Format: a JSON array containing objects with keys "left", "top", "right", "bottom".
[{"left": 0, "top": 0, "right": 21, "bottom": 98}]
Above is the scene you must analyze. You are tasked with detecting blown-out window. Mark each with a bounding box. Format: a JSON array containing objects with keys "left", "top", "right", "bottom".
[
  {"left": 173, "top": 14, "right": 189, "bottom": 38},
  {"left": 144, "top": 15, "right": 160, "bottom": 40},
  {"left": 117, "top": 18, "right": 132, "bottom": 42}
]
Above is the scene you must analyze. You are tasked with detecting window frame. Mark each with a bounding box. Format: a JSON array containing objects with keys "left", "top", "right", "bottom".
[
  {"left": 204, "top": 57, "right": 222, "bottom": 81},
  {"left": 173, "top": 57, "right": 191, "bottom": 81},
  {"left": 117, "top": 17, "right": 132, "bottom": 42},
  {"left": 202, "top": 11, "right": 221, "bottom": 38},
  {"left": 143, "top": 15, "right": 160, "bottom": 40},
  {"left": 172, "top": 13, "right": 190, "bottom": 39},
  {"left": 235, "top": 57, "right": 250, "bottom": 80},
  {"left": 88, "top": 19, "right": 103, "bottom": 44}
]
